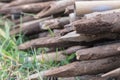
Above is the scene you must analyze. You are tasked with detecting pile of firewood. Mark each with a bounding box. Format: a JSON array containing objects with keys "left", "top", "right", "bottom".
[{"left": 1, "top": 0, "right": 120, "bottom": 80}]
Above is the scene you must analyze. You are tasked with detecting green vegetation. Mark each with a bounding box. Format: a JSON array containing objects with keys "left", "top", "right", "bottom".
[{"left": 0, "top": 18, "right": 75, "bottom": 80}]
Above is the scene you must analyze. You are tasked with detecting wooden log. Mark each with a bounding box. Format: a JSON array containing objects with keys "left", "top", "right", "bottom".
[
  {"left": 2, "top": 0, "right": 54, "bottom": 8},
  {"left": 0, "top": 1, "right": 54, "bottom": 14},
  {"left": 34, "top": 0, "right": 75, "bottom": 18},
  {"left": 102, "top": 68, "right": 120, "bottom": 78},
  {"left": 0, "top": 2, "right": 6, "bottom": 9},
  {"left": 28, "top": 56, "right": 120, "bottom": 78},
  {"left": 12, "top": 15, "right": 35, "bottom": 24},
  {"left": 74, "top": 9, "right": 120, "bottom": 34},
  {"left": 40, "top": 17, "right": 69, "bottom": 30},
  {"left": 10, "top": 16, "right": 52, "bottom": 35},
  {"left": 76, "top": 42, "right": 120, "bottom": 61},
  {"left": 75, "top": 1, "right": 120, "bottom": 16},
  {"left": 60, "top": 31, "right": 120, "bottom": 42},
  {"left": 18, "top": 36, "right": 82, "bottom": 50}
]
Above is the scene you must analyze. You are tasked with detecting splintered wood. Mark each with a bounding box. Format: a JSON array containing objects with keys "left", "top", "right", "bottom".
[{"left": 1, "top": 0, "right": 120, "bottom": 80}]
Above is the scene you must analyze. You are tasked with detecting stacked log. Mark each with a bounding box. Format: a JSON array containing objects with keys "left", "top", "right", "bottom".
[{"left": 1, "top": 0, "right": 120, "bottom": 80}]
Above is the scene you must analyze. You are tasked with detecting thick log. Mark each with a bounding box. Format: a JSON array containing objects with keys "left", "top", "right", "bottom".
[
  {"left": 18, "top": 36, "right": 82, "bottom": 50},
  {"left": 76, "top": 42, "right": 120, "bottom": 60},
  {"left": 40, "top": 17, "right": 69, "bottom": 30},
  {"left": 35, "top": 0, "right": 75, "bottom": 18},
  {"left": 10, "top": 16, "right": 52, "bottom": 35},
  {"left": 74, "top": 9, "right": 120, "bottom": 34},
  {"left": 2, "top": 0, "right": 54, "bottom": 8},
  {"left": 0, "top": 3, "right": 6, "bottom": 9},
  {"left": 12, "top": 15, "right": 35, "bottom": 24},
  {"left": 28, "top": 56, "right": 120, "bottom": 78},
  {"left": 75, "top": 1, "right": 120, "bottom": 16},
  {"left": 0, "top": 1, "right": 54, "bottom": 14},
  {"left": 102, "top": 68, "right": 120, "bottom": 78},
  {"left": 60, "top": 31, "right": 120, "bottom": 42}
]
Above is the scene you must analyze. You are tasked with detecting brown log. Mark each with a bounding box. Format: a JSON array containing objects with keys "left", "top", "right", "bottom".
[
  {"left": 18, "top": 36, "right": 82, "bottom": 50},
  {"left": 28, "top": 56, "right": 120, "bottom": 78},
  {"left": 76, "top": 42, "right": 120, "bottom": 60},
  {"left": 60, "top": 25, "right": 74, "bottom": 36},
  {"left": 40, "top": 17, "right": 69, "bottom": 30},
  {"left": 34, "top": 0, "right": 75, "bottom": 18},
  {"left": 0, "top": 2, "right": 6, "bottom": 8},
  {"left": 12, "top": 15, "right": 35, "bottom": 24},
  {"left": 10, "top": 16, "right": 52, "bottom": 35},
  {"left": 2, "top": 0, "right": 54, "bottom": 8},
  {"left": 102, "top": 68, "right": 120, "bottom": 78},
  {"left": 75, "top": 1, "right": 120, "bottom": 16},
  {"left": 0, "top": 1, "right": 54, "bottom": 14},
  {"left": 74, "top": 9, "right": 120, "bottom": 34},
  {"left": 60, "top": 31, "right": 120, "bottom": 42}
]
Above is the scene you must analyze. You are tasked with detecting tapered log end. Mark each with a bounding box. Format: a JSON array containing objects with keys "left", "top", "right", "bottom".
[{"left": 18, "top": 43, "right": 29, "bottom": 50}]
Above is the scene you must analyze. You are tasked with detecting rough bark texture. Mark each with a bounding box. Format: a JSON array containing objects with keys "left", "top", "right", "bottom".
[
  {"left": 35, "top": 0, "right": 75, "bottom": 18},
  {"left": 0, "top": 1, "right": 55, "bottom": 14},
  {"left": 74, "top": 9, "right": 120, "bottom": 34},
  {"left": 10, "top": 17, "right": 52, "bottom": 35},
  {"left": 28, "top": 56, "right": 120, "bottom": 78},
  {"left": 60, "top": 31, "right": 120, "bottom": 42},
  {"left": 76, "top": 43, "right": 120, "bottom": 60},
  {"left": 40, "top": 17, "right": 69, "bottom": 30},
  {"left": 2, "top": 0, "right": 54, "bottom": 8},
  {"left": 18, "top": 36, "right": 82, "bottom": 50}
]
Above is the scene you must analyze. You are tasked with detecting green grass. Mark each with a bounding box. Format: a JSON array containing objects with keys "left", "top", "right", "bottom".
[{"left": 0, "top": 17, "right": 75, "bottom": 80}]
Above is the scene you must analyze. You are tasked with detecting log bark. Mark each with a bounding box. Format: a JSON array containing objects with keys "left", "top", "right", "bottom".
[
  {"left": 18, "top": 36, "right": 82, "bottom": 50},
  {"left": 0, "top": 1, "right": 54, "bottom": 14},
  {"left": 74, "top": 9, "right": 120, "bottom": 34},
  {"left": 28, "top": 56, "right": 120, "bottom": 78},
  {"left": 10, "top": 16, "right": 52, "bottom": 35},
  {"left": 0, "top": 2, "right": 6, "bottom": 9},
  {"left": 40, "top": 17, "right": 69, "bottom": 30},
  {"left": 12, "top": 15, "right": 35, "bottom": 24},
  {"left": 34, "top": 0, "right": 75, "bottom": 18},
  {"left": 102, "top": 68, "right": 120, "bottom": 78},
  {"left": 2, "top": 0, "right": 54, "bottom": 8},
  {"left": 60, "top": 31, "right": 120, "bottom": 42},
  {"left": 76, "top": 42, "right": 120, "bottom": 61},
  {"left": 75, "top": 1, "right": 120, "bottom": 16}
]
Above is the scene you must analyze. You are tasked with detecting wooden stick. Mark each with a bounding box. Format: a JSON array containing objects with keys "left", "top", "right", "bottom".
[
  {"left": 12, "top": 15, "right": 35, "bottom": 24},
  {"left": 75, "top": 1, "right": 120, "bottom": 16},
  {"left": 60, "top": 31, "right": 120, "bottom": 42},
  {"left": 10, "top": 16, "right": 52, "bottom": 35},
  {"left": 18, "top": 36, "right": 82, "bottom": 50},
  {"left": 0, "top": 2, "right": 6, "bottom": 9},
  {"left": 74, "top": 9, "right": 120, "bottom": 34},
  {"left": 40, "top": 17, "right": 69, "bottom": 30},
  {"left": 2, "top": 0, "right": 54, "bottom": 8},
  {"left": 0, "top": 1, "right": 54, "bottom": 14},
  {"left": 102, "top": 68, "right": 120, "bottom": 78},
  {"left": 34, "top": 0, "right": 75, "bottom": 18},
  {"left": 76, "top": 42, "right": 120, "bottom": 61},
  {"left": 28, "top": 56, "right": 120, "bottom": 78}
]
